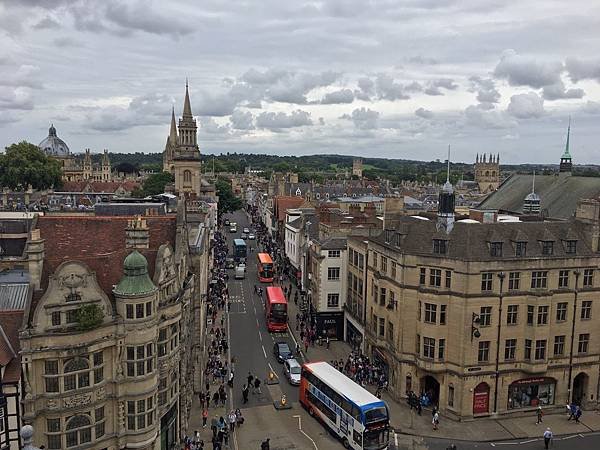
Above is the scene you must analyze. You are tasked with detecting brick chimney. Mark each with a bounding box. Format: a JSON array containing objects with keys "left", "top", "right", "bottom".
[
  {"left": 125, "top": 216, "right": 149, "bottom": 249},
  {"left": 26, "top": 228, "right": 45, "bottom": 290}
]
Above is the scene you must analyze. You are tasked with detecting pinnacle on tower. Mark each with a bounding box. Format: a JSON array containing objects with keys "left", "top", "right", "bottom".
[
  {"left": 170, "top": 106, "right": 178, "bottom": 143},
  {"left": 183, "top": 80, "right": 193, "bottom": 117},
  {"left": 562, "top": 116, "right": 572, "bottom": 159}
]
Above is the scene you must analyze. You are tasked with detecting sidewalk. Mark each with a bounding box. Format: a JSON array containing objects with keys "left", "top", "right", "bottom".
[{"left": 283, "top": 277, "right": 600, "bottom": 443}]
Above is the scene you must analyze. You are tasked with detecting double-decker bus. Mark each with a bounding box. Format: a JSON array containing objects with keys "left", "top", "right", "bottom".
[
  {"left": 233, "top": 239, "right": 247, "bottom": 262},
  {"left": 265, "top": 286, "right": 287, "bottom": 332},
  {"left": 257, "top": 253, "right": 274, "bottom": 282},
  {"left": 300, "top": 362, "right": 390, "bottom": 450}
]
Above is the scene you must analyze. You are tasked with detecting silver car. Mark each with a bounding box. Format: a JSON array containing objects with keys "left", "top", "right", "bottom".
[{"left": 283, "top": 358, "right": 301, "bottom": 385}]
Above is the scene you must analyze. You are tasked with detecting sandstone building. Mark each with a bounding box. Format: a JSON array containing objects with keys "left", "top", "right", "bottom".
[{"left": 474, "top": 153, "right": 500, "bottom": 194}]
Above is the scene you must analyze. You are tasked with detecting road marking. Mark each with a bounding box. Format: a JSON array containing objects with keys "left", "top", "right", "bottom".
[
  {"left": 258, "top": 330, "right": 263, "bottom": 341},
  {"left": 394, "top": 431, "right": 398, "bottom": 447},
  {"left": 292, "top": 415, "right": 318, "bottom": 450},
  {"left": 268, "top": 362, "right": 275, "bottom": 373},
  {"left": 262, "top": 345, "right": 267, "bottom": 358}
]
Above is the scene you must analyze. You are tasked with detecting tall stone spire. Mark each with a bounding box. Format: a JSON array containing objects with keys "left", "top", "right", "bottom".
[
  {"left": 183, "top": 78, "right": 192, "bottom": 117},
  {"left": 169, "top": 106, "right": 178, "bottom": 144},
  {"left": 559, "top": 116, "right": 573, "bottom": 174},
  {"left": 562, "top": 116, "right": 571, "bottom": 158}
]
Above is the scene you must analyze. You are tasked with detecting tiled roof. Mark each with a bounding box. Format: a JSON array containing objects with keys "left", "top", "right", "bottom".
[
  {"left": 274, "top": 197, "right": 305, "bottom": 222},
  {"left": 0, "top": 310, "right": 23, "bottom": 383},
  {"left": 0, "top": 283, "right": 30, "bottom": 310},
  {"left": 479, "top": 174, "right": 600, "bottom": 219},
  {"left": 373, "top": 216, "right": 595, "bottom": 261},
  {"left": 37, "top": 215, "right": 177, "bottom": 294}
]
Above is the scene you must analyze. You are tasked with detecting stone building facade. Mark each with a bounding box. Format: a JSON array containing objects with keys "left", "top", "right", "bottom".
[
  {"left": 363, "top": 201, "right": 600, "bottom": 419},
  {"left": 20, "top": 204, "right": 198, "bottom": 449},
  {"left": 474, "top": 153, "right": 500, "bottom": 194}
]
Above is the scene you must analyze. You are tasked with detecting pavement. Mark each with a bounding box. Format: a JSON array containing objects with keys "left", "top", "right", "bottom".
[{"left": 187, "top": 209, "right": 600, "bottom": 449}]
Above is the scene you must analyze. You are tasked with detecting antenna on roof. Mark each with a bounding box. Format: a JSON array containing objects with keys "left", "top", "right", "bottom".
[
  {"left": 446, "top": 144, "right": 451, "bottom": 183},
  {"left": 532, "top": 170, "right": 536, "bottom": 194}
]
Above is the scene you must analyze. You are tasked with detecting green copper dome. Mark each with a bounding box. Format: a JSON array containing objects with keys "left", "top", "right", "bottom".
[{"left": 114, "top": 250, "right": 157, "bottom": 296}]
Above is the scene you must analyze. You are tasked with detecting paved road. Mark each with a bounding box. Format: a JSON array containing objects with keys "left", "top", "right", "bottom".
[
  {"left": 224, "top": 210, "right": 340, "bottom": 449},
  {"left": 422, "top": 431, "right": 600, "bottom": 449}
]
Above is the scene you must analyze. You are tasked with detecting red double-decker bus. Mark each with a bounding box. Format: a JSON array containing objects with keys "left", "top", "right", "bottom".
[
  {"left": 265, "top": 286, "right": 287, "bottom": 332},
  {"left": 257, "top": 253, "right": 274, "bottom": 282}
]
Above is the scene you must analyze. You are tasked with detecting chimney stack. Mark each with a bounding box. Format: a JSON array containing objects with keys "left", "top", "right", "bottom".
[
  {"left": 125, "top": 216, "right": 149, "bottom": 249},
  {"left": 26, "top": 228, "right": 45, "bottom": 290}
]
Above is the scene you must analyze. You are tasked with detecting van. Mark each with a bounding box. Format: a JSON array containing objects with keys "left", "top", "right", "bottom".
[{"left": 234, "top": 265, "right": 245, "bottom": 279}]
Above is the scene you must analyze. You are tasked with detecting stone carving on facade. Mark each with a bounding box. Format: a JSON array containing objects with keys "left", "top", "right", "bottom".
[
  {"left": 46, "top": 399, "right": 59, "bottom": 410},
  {"left": 58, "top": 272, "right": 87, "bottom": 290},
  {"left": 63, "top": 393, "right": 93, "bottom": 408},
  {"left": 96, "top": 386, "right": 106, "bottom": 400}
]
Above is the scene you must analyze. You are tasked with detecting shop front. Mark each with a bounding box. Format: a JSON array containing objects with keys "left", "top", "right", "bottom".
[
  {"left": 315, "top": 311, "right": 344, "bottom": 340},
  {"left": 508, "top": 377, "right": 556, "bottom": 410},
  {"left": 372, "top": 347, "right": 390, "bottom": 381},
  {"left": 160, "top": 402, "right": 178, "bottom": 450},
  {"left": 345, "top": 316, "right": 364, "bottom": 352}
]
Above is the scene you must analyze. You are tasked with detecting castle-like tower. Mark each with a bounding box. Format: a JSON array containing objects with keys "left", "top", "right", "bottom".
[
  {"left": 352, "top": 158, "right": 363, "bottom": 178},
  {"left": 163, "top": 82, "right": 202, "bottom": 196},
  {"left": 474, "top": 153, "right": 500, "bottom": 194}
]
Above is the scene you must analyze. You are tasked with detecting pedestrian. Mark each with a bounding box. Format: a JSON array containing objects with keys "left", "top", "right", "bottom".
[
  {"left": 536, "top": 406, "right": 543, "bottom": 424},
  {"left": 228, "top": 410, "right": 236, "bottom": 432},
  {"left": 242, "top": 383, "right": 249, "bottom": 404},
  {"left": 575, "top": 406, "right": 582, "bottom": 423},
  {"left": 326, "top": 336, "right": 330, "bottom": 349},
  {"left": 261, "top": 438, "right": 271, "bottom": 450},
  {"left": 202, "top": 407, "right": 208, "bottom": 428},
  {"left": 211, "top": 415, "right": 219, "bottom": 439},
  {"left": 432, "top": 411, "right": 439, "bottom": 430},
  {"left": 566, "top": 403, "right": 571, "bottom": 419},
  {"left": 254, "top": 377, "right": 262, "bottom": 394},
  {"left": 543, "top": 427, "right": 553, "bottom": 449}
]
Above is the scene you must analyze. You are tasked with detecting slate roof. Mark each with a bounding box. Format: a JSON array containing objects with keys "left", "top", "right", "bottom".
[
  {"left": 319, "top": 237, "right": 347, "bottom": 250},
  {"left": 479, "top": 173, "right": 600, "bottom": 219},
  {"left": 0, "top": 283, "right": 29, "bottom": 310},
  {"left": 373, "top": 215, "right": 596, "bottom": 261},
  {"left": 36, "top": 215, "right": 177, "bottom": 295},
  {"left": 0, "top": 310, "right": 23, "bottom": 383}
]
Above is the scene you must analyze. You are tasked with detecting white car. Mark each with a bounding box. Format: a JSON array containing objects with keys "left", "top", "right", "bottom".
[
  {"left": 243, "top": 227, "right": 250, "bottom": 234},
  {"left": 283, "top": 358, "right": 301, "bottom": 385},
  {"left": 248, "top": 233, "right": 256, "bottom": 240}
]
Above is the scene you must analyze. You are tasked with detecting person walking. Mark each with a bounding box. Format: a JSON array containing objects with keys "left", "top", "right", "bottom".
[
  {"left": 575, "top": 406, "right": 582, "bottom": 423},
  {"left": 202, "top": 407, "right": 208, "bottom": 428},
  {"left": 254, "top": 377, "right": 262, "bottom": 394},
  {"left": 242, "top": 383, "right": 249, "bottom": 404},
  {"left": 260, "top": 438, "right": 271, "bottom": 450},
  {"left": 432, "top": 411, "right": 439, "bottom": 430},
  {"left": 228, "top": 410, "right": 236, "bottom": 432},
  {"left": 536, "top": 406, "right": 544, "bottom": 424},
  {"left": 543, "top": 427, "right": 553, "bottom": 449}
]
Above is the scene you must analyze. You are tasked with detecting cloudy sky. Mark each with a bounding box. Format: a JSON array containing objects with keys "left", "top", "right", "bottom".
[{"left": 2, "top": 0, "right": 600, "bottom": 164}]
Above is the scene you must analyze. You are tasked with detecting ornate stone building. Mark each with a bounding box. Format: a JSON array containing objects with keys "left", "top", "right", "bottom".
[
  {"left": 20, "top": 203, "right": 199, "bottom": 449},
  {"left": 352, "top": 158, "right": 363, "bottom": 178},
  {"left": 361, "top": 187, "right": 600, "bottom": 419},
  {"left": 38, "top": 125, "right": 112, "bottom": 183},
  {"left": 163, "top": 83, "right": 202, "bottom": 197},
  {"left": 474, "top": 153, "right": 500, "bottom": 194}
]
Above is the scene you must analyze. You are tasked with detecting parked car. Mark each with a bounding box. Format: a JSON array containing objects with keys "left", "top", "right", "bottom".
[
  {"left": 273, "top": 342, "right": 293, "bottom": 363},
  {"left": 248, "top": 233, "right": 256, "bottom": 240},
  {"left": 240, "top": 233, "right": 248, "bottom": 239},
  {"left": 243, "top": 227, "right": 250, "bottom": 234},
  {"left": 235, "top": 264, "right": 246, "bottom": 279},
  {"left": 225, "top": 258, "right": 235, "bottom": 269},
  {"left": 283, "top": 358, "right": 301, "bottom": 385},
  {"left": 224, "top": 219, "right": 230, "bottom": 226}
]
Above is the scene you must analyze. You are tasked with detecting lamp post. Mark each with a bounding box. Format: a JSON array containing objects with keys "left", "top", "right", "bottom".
[{"left": 493, "top": 271, "right": 505, "bottom": 414}]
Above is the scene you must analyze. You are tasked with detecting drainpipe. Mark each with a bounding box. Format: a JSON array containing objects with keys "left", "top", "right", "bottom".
[
  {"left": 493, "top": 272, "right": 505, "bottom": 414},
  {"left": 567, "top": 270, "right": 580, "bottom": 404}
]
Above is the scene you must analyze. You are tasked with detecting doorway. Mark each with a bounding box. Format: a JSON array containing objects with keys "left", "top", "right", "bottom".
[
  {"left": 573, "top": 372, "right": 588, "bottom": 406},
  {"left": 420, "top": 375, "right": 440, "bottom": 407},
  {"left": 473, "top": 382, "right": 490, "bottom": 414}
]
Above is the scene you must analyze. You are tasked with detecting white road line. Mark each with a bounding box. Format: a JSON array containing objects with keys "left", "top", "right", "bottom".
[
  {"left": 262, "top": 345, "right": 267, "bottom": 358},
  {"left": 258, "top": 330, "right": 263, "bottom": 341},
  {"left": 394, "top": 431, "right": 398, "bottom": 447},
  {"left": 292, "top": 415, "right": 318, "bottom": 450},
  {"left": 268, "top": 362, "right": 275, "bottom": 373}
]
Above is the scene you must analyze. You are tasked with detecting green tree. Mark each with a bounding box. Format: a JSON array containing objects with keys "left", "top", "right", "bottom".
[
  {"left": 76, "top": 304, "right": 104, "bottom": 331},
  {"left": 216, "top": 178, "right": 242, "bottom": 214},
  {"left": 141, "top": 171, "right": 174, "bottom": 196},
  {"left": 0, "top": 141, "right": 63, "bottom": 190}
]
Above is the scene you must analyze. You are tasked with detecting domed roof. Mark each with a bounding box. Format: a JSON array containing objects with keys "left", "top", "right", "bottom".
[
  {"left": 38, "top": 124, "right": 70, "bottom": 157},
  {"left": 114, "top": 250, "right": 156, "bottom": 296}
]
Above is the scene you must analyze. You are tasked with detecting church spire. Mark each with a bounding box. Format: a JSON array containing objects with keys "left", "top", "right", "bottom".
[
  {"left": 169, "top": 106, "right": 178, "bottom": 143},
  {"left": 559, "top": 116, "right": 573, "bottom": 173},
  {"left": 183, "top": 79, "right": 192, "bottom": 117},
  {"left": 562, "top": 116, "right": 572, "bottom": 158}
]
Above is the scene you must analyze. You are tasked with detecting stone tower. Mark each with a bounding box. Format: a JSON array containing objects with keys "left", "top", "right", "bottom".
[
  {"left": 83, "top": 148, "right": 93, "bottom": 180},
  {"left": 163, "top": 81, "right": 202, "bottom": 196},
  {"left": 101, "top": 149, "right": 111, "bottom": 181},
  {"left": 352, "top": 157, "right": 363, "bottom": 178},
  {"left": 559, "top": 118, "right": 573, "bottom": 174},
  {"left": 474, "top": 153, "right": 500, "bottom": 193},
  {"left": 437, "top": 147, "right": 455, "bottom": 234}
]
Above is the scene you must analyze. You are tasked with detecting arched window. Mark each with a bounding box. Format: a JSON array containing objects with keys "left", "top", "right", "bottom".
[
  {"left": 485, "top": 170, "right": 490, "bottom": 177},
  {"left": 66, "top": 414, "right": 92, "bottom": 447},
  {"left": 63, "top": 358, "right": 90, "bottom": 391},
  {"left": 183, "top": 170, "right": 192, "bottom": 184}
]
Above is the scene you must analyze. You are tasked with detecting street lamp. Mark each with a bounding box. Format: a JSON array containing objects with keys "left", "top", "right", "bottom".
[{"left": 471, "top": 312, "right": 481, "bottom": 341}]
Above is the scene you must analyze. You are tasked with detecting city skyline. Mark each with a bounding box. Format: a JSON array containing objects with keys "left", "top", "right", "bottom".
[{"left": 2, "top": 1, "right": 600, "bottom": 163}]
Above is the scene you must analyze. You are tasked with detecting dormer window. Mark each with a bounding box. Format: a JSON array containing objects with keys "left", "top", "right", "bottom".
[
  {"left": 541, "top": 241, "right": 554, "bottom": 256},
  {"left": 394, "top": 233, "right": 402, "bottom": 247},
  {"left": 490, "top": 242, "right": 503, "bottom": 257},
  {"left": 433, "top": 239, "right": 447, "bottom": 255},
  {"left": 565, "top": 240, "right": 577, "bottom": 254},
  {"left": 515, "top": 241, "right": 527, "bottom": 257}
]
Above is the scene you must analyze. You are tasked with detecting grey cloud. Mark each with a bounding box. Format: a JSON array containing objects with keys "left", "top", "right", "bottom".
[
  {"left": 0, "top": 88, "right": 34, "bottom": 110},
  {"left": 464, "top": 105, "right": 516, "bottom": 129},
  {"left": 341, "top": 107, "right": 379, "bottom": 130},
  {"left": 494, "top": 49, "right": 563, "bottom": 88},
  {"left": 229, "top": 109, "right": 255, "bottom": 130},
  {"left": 321, "top": 89, "right": 354, "bottom": 104},
  {"left": 53, "top": 37, "right": 83, "bottom": 48},
  {"left": 507, "top": 92, "right": 545, "bottom": 119},
  {"left": 469, "top": 76, "right": 500, "bottom": 105},
  {"left": 566, "top": 57, "right": 600, "bottom": 83},
  {"left": 194, "top": 91, "right": 238, "bottom": 117},
  {"left": 415, "top": 108, "right": 434, "bottom": 119},
  {"left": 542, "top": 81, "right": 584, "bottom": 101},
  {"left": 355, "top": 77, "right": 375, "bottom": 100},
  {"left": 199, "top": 117, "right": 230, "bottom": 134},
  {"left": 318, "top": 117, "right": 325, "bottom": 125},
  {"left": 256, "top": 110, "right": 313, "bottom": 129},
  {"left": 375, "top": 74, "right": 409, "bottom": 101},
  {"left": 241, "top": 68, "right": 289, "bottom": 85},
  {"left": 104, "top": 1, "right": 195, "bottom": 37},
  {"left": 581, "top": 101, "right": 600, "bottom": 115},
  {"left": 407, "top": 55, "right": 439, "bottom": 65},
  {"left": 86, "top": 93, "right": 173, "bottom": 131},
  {"left": 266, "top": 71, "right": 339, "bottom": 104},
  {"left": 0, "top": 111, "right": 21, "bottom": 126},
  {"left": 0, "top": 65, "right": 43, "bottom": 89},
  {"left": 424, "top": 78, "right": 458, "bottom": 96},
  {"left": 34, "top": 16, "right": 61, "bottom": 30}
]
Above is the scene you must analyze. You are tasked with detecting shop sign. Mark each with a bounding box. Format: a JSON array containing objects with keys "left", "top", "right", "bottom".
[
  {"left": 473, "top": 383, "right": 490, "bottom": 414},
  {"left": 511, "top": 377, "right": 554, "bottom": 386}
]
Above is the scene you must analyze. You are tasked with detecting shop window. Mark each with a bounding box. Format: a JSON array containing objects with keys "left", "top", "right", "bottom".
[
  {"left": 558, "top": 270, "right": 569, "bottom": 288},
  {"left": 508, "top": 272, "right": 520, "bottom": 290},
  {"left": 553, "top": 336, "right": 565, "bottom": 356},
  {"left": 556, "top": 303, "right": 567, "bottom": 322},
  {"left": 508, "top": 379, "right": 555, "bottom": 409},
  {"left": 581, "top": 301, "right": 592, "bottom": 320}
]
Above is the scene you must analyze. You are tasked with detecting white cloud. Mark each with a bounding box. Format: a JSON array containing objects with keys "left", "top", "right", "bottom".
[
  {"left": 507, "top": 92, "right": 545, "bottom": 119},
  {"left": 542, "top": 81, "right": 584, "bottom": 101},
  {"left": 464, "top": 105, "right": 516, "bottom": 129},
  {"left": 566, "top": 57, "right": 600, "bottom": 83},
  {"left": 321, "top": 89, "right": 355, "bottom": 104},
  {"left": 341, "top": 107, "right": 380, "bottom": 130},
  {"left": 415, "top": 108, "right": 434, "bottom": 119},
  {"left": 255, "top": 110, "right": 313, "bottom": 129},
  {"left": 229, "top": 109, "right": 254, "bottom": 130},
  {"left": 494, "top": 49, "right": 563, "bottom": 88}
]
